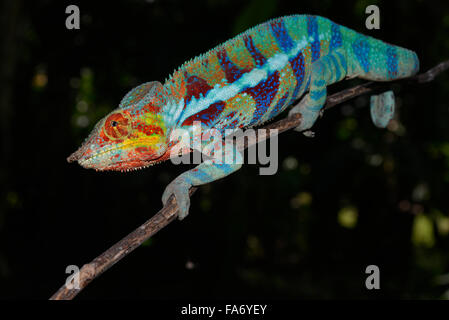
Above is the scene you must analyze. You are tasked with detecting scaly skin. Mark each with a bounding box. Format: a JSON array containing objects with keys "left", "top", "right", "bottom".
[{"left": 68, "top": 14, "right": 419, "bottom": 219}]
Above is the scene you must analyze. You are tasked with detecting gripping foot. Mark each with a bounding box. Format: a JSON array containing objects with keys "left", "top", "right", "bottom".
[{"left": 162, "top": 175, "right": 192, "bottom": 220}]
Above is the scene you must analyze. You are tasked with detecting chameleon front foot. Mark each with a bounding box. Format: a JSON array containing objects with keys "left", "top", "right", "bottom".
[{"left": 162, "top": 176, "right": 192, "bottom": 220}]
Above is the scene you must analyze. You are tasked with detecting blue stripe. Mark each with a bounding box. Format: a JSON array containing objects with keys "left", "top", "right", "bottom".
[
  {"left": 246, "top": 71, "right": 280, "bottom": 126},
  {"left": 413, "top": 53, "right": 419, "bottom": 74},
  {"left": 309, "top": 103, "right": 324, "bottom": 111},
  {"left": 310, "top": 89, "right": 326, "bottom": 100},
  {"left": 270, "top": 20, "right": 295, "bottom": 53},
  {"left": 217, "top": 48, "right": 245, "bottom": 83},
  {"left": 330, "top": 23, "right": 342, "bottom": 50},
  {"left": 352, "top": 36, "right": 370, "bottom": 73},
  {"left": 218, "top": 163, "right": 234, "bottom": 172},
  {"left": 289, "top": 51, "right": 306, "bottom": 100},
  {"left": 243, "top": 35, "right": 267, "bottom": 67},
  {"left": 194, "top": 170, "right": 213, "bottom": 183},
  {"left": 386, "top": 46, "right": 398, "bottom": 79},
  {"left": 307, "top": 16, "right": 320, "bottom": 62}
]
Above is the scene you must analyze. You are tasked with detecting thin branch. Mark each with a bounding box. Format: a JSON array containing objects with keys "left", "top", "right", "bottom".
[{"left": 50, "top": 59, "right": 449, "bottom": 300}]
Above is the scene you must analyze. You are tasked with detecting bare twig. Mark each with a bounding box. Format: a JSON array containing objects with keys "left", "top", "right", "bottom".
[{"left": 50, "top": 59, "right": 449, "bottom": 300}]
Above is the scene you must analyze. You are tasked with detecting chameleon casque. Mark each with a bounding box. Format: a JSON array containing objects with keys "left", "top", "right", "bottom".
[{"left": 68, "top": 14, "right": 419, "bottom": 220}]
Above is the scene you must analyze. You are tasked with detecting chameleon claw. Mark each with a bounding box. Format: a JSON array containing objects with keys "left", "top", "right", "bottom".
[
  {"left": 319, "top": 110, "right": 325, "bottom": 118},
  {"left": 302, "top": 130, "right": 316, "bottom": 138},
  {"left": 162, "top": 176, "right": 192, "bottom": 220}
]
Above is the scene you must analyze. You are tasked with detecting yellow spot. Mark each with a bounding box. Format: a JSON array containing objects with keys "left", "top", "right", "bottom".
[
  {"left": 338, "top": 206, "right": 358, "bottom": 229},
  {"left": 32, "top": 72, "right": 48, "bottom": 88},
  {"left": 435, "top": 210, "right": 449, "bottom": 236},
  {"left": 290, "top": 192, "right": 312, "bottom": 209},
  {"left": 127, "top": 134, "right": 161, "bottom": 147},
  {"left": 411, "top": 214, "right": 435, "bottom": 248}
]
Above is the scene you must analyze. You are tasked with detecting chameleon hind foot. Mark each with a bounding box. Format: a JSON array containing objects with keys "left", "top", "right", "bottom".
[
  {"left": 288, "top": 96, "right": 321, "bottom": 135},
  {"left": 300, "top": 111, "right": 323, "bottom": 138},
  {"left": 370, "top": 90, "right": 395, "bottom": 128},
  {"left": 162, "top": 175, "right": 192, "bottom": 220},
  {"left": 319, "top": 109, "right": 325, "bottom": 118},
  {"left": 288, "top": 49, "right": 348, "bottom": 136}
]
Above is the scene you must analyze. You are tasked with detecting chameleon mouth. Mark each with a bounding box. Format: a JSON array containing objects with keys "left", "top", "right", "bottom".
[
  {"left": 67, "top": 143, "right": 169, "bottom": 171},
  {"left": 67, "top": 148, "right": 84, "bottom": 163}
]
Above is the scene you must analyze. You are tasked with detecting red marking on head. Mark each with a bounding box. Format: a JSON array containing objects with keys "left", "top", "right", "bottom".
[
  {"left": 136, "top": 146, "right": 150, "bottom": 154},
  {"left": 142, "top": 103, "right": 161, "bottom": 114},
  {"left": 137, "top": 123, "right": 164, "bottom": 136}
]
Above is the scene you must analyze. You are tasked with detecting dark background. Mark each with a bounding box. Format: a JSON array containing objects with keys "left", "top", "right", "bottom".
[{"left": 1, "top": 0, "right": 449, "bottom": 299}]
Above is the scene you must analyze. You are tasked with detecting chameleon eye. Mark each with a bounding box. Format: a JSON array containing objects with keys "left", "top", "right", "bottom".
[{"left": 104, "top": 112, "right": 131, "bottom": 140}]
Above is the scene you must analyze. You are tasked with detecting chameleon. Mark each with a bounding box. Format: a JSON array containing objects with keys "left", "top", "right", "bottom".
[{"left": 67, "top": 14, "right": 419, "bottom": 220}]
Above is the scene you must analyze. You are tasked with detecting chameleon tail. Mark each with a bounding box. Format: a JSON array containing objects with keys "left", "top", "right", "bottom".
[
  {"left": 345, "top": 28, "right": 420, "bottom": 81},
  {"left": 344, "top": 31, "right": 419, "bottom": 127},
  {"left": 368, "top": 43, "right": 418, "bottom": 128}
]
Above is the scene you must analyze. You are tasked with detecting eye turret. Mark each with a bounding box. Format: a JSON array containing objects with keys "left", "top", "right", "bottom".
[{"left": 103, "top": 112, "right": 132, "bottom": 140}]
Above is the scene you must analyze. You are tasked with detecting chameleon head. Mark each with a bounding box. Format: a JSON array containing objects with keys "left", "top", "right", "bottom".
[{"left": 67, "top": 81, "right": 172, "bottom": 171}]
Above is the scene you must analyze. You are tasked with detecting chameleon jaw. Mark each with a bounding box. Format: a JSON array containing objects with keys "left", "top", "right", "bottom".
[{"left": 67, "top": 143, "right": 170, "bottom": 172}]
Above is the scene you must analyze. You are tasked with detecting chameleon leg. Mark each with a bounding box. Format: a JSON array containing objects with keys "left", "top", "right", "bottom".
[
  {"left": 289, "top": 49, "right": 348, "bottom": 133},
  {"left": 370, "top": 90, "right": 395, "bottom": 128},
  {"left": 162, "top": 145, "right": 243, "bottom": 220}
]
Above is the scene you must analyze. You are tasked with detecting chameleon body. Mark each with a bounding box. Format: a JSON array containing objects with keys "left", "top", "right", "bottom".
[{"left": 68, "top": 15, "right": 419, "bottom": 219}]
